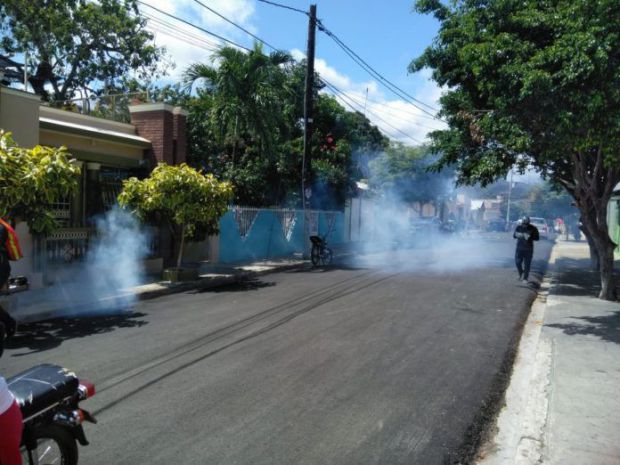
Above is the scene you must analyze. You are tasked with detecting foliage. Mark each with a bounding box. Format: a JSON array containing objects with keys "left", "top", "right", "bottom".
[
  {"left": 117, "top": 163, "right": 232, "bottom": 267},
  {"left": 183, "top": 50, "right": 389, "bottom": 209},
  {"left": 0, "top": 0, "right": 163, "bottom": 102},
  {"left": 412, "top": 0, "right": 620, "bottom": 299},
  {"left": 369, "top": 143, "right": 454, "bottom": 207},
  {"left": 0, "top": 132, "right": 81, "bottom": 235}
]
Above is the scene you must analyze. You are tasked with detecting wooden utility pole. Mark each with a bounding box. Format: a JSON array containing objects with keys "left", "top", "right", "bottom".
[
  {"left": 302, "top": 4, "right": 317, "bottom": 257},
  {"left": 302, "top": 4, "right": 317, "bottom": 211}
]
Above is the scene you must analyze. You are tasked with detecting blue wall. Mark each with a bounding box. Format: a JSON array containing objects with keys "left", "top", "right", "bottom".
[{"left": 218, "top": 209, "right": 344, "bottom": 263}]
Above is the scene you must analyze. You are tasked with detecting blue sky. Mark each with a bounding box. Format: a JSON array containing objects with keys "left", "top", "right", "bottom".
[{"left": 141, "top": 0, "right": 447, "bottom": 143}]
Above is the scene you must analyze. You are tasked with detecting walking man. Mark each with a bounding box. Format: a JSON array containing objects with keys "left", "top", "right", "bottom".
[{"left": 513, "top": 216, "right": 539, "bottom": 282}]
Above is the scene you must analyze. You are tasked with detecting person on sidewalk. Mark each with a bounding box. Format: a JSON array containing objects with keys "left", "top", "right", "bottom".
[
  {"left": 513, "top": 216, "right": 539, "bottom": 282},
  {"left": 1, "top": 311, "right": 23, "bottom": 465}
]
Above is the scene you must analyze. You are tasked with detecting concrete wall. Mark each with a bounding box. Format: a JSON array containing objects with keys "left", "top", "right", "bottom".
[
  {"left": 0, "top": 87, "right": 40, "bottom": 147},
  {"left": 218, "top": 209, "right": 345, "bottom": 264}
]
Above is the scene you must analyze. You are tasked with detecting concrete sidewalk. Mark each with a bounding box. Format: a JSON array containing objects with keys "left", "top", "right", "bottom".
[
  {"left": 477, "top": 240, "right": 620, "bottom": 465},
  {"left": 3, "top": 258, "right": 307, "bottom": 324}
]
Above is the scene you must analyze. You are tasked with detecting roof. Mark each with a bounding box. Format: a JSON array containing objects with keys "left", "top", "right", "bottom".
[{"left": 39, "top": 116, "right": 151, "bottom": 148}]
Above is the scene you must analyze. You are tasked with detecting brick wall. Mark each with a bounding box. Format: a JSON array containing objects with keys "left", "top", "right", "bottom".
[
  {"left": 129, "top": 103, "right": 187, "bottom": 167},
  {"left": 172, "top": 109, "right": 187, "bottom": 165}
]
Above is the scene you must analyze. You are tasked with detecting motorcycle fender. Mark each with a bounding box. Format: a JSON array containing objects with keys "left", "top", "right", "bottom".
[{"left": 73, "top": 425, "right": 90, "bottom": 446}]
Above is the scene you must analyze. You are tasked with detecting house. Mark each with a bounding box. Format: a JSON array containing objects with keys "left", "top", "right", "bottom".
[
  {"left": 470, "top": 196, "right": 503, "bottom": 227},
  {"left": 0, "top": 85, "right": 187, "bottom": 287}
]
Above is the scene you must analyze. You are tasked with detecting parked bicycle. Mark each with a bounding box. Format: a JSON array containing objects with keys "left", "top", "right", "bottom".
[{"left": 309, "top": 235, "right": 333, "bottom": 266}]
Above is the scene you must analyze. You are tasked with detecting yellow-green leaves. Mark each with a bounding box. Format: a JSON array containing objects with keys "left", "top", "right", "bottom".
[
  {"left": 0, "top": 131, "right": 81, "bottom": 234},
  {"left": 118, "top": 162, "right": 232, "bottom": 237}
]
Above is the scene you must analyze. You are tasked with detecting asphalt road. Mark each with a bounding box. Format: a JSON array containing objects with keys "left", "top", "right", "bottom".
[{"left": 2, "top": 234, "right": 552, "bottom": 465}]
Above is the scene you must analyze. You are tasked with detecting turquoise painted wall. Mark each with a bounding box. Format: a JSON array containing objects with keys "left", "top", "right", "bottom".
[{"left": 218, "top": 209, "right": 345, "bottom": 263}]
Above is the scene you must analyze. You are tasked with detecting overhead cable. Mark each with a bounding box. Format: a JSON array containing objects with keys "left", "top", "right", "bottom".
[
  {"left": 256, "top": 0, "right": 308, "bottom": 15},
  {"left": 191, "top": 0, "right": 280, "bottom": 52},
  {"left": 137, "top": 1, "right": 251, "bottom": 52}
]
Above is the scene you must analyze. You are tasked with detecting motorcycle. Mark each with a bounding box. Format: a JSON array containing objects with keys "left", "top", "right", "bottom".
[{"left": 7, "top": 364, "right": 97, "bottom": 465}]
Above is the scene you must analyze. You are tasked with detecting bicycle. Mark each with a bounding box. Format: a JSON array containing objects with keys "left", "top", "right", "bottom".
[{"left": 309, "top": 235, "right": 333, "bottom": 266}]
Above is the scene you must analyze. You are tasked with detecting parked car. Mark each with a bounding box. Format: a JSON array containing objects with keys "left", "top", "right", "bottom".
[
  {"left": 530, "top": 217, "right": 551, "bottom": 239},
  {"left": 487, "top": 219, "right": 507, "bottom": 232}
]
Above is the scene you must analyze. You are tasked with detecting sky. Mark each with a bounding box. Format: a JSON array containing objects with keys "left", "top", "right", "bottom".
[{"left": 139, "top": 0, "right": 447, "bottom": 145}]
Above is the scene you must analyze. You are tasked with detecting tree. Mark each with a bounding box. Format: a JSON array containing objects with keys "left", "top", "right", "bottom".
[
  {"left": 117, "top": 163, "right": 232, "bottom": 269},
  {"left": 0, "top": 132, "right": 81, "bottom": 235},
  {"left": 370, "top": 143, "right": 455, "bottom": 212},
  {"left": 184, "top": 44, "right": 291, "bottom": 161},
  {"left": 0, "top": 0, "right": 163, "bottom": 102},
  {"left": 412, "top": 0, "right": 620, "bottom": 299}
]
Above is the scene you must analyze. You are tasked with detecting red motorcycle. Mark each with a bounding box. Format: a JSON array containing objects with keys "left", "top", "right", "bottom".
[{"left": 7, "top": 364, "right": 97, "bottom": 465}]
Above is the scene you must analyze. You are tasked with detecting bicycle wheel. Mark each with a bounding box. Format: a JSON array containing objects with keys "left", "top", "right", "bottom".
[
  {"left": 321, "top": 248, "right": 333, "bottom": 266},
  {"left": 311, "top": 244, "right": 320, "bottom": 266}
]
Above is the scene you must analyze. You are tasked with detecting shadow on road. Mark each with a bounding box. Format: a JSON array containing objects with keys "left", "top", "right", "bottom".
[
  {"left": 6, "top": 311, "right": 148, "bottom": 356},
  {"left": 198, "top": 278, "right": 277, "bottom": 293},
  {"left": 546, "top": 311, "right": 620, "bottom": 345}
]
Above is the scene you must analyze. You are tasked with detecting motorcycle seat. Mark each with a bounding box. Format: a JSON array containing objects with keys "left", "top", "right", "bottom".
[{"left": 7, "top": 364, "right": 79, "bottom": 421}]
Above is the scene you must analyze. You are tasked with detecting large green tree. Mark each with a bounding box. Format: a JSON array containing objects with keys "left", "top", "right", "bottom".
[
  {"left": 412, "top": 0, "right": 620, "bottom": 299},
  {"left": 0, "top": 0, "right": 163, "bottom": 102}
]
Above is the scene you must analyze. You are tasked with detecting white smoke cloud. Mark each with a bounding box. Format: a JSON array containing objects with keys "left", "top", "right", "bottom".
[{"left": 36, "top": 208, "right": 150, "bottom": 317}]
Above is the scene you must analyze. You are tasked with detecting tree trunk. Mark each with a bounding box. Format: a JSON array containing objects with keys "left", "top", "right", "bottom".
[
  {"left": 176, "top": 223, "right": 186, "bottom": 270},
  {"left": 580, "top": 222, "right": 600, "bottom": 270},
  {"left": 578, "top": 203, "right": 617, "bottom": 301},
  {"left": 598, "top": 241, "right": 616, "bottom": 300}
]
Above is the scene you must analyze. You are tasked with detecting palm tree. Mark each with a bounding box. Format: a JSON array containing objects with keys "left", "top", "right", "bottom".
[{"left": 184, "top": 43, "right": 291, "bottom": 162}]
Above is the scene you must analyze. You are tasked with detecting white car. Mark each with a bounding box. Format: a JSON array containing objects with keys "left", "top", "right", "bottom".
[{"left": 530, "top": 217, "right": 551, "bottom": 239}]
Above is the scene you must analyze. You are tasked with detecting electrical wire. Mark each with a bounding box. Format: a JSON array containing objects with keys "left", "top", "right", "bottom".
[
  {"left": 337, "top": 90, "right": 445, "bottom": 131},
  {"left": 316, "top": 19, "right": 445, "bottom": 122},
  {"left": 256, "top": 0, "right": 308, "bottom": 15},
  {"left": 137, "top": 1, "right": 251, "bottom": 52},
  {"left": 191, "top": 0, "right": 281, "bottom": 52},
  {"left": 143, "top": 13, "right": 221, "bottom": 53},
  {"left": 320, "top": 77, "right": 424, "bottom": 145}
]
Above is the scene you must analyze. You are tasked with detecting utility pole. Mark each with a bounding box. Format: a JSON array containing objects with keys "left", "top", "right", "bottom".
[{"left": 302, "top": 4, "right": 317, "bottom": 256}]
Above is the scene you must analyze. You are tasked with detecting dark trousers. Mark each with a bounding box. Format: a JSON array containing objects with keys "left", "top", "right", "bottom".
[{"left": 515, "top": 247, "right": 534, "bottom": 279}]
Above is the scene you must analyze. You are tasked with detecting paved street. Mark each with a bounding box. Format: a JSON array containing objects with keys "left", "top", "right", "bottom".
[{"left": 2, "top": 234, "right": 552, "bottom": 465}]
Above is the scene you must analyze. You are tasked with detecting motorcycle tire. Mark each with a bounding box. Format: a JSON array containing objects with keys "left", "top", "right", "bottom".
[
  {"left": 311, "top": 245, "right": 320, "bottom": 266},
  {"left": 21, "top": 424, "right": 78, "bottom": 465}
]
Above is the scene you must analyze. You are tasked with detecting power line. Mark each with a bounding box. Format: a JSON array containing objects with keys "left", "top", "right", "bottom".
[
  {"left": 191, "top": 0, "right": 280, "bottom": 52},
  {"left": 143, "top": 13, "right": 221, "bottom": 53},
  {"left": 256, "top": 0, "right": 308, "bottom": 15},
  {"left": 316, "top": 19, "right": 445, "bottom": 122},
  {"left": 338, "top": 90, "right": 445, "bottom": 131},
  {"left": 137, "top": 1, "right": 251, "bottom": 52},
  {"left": 320, "top": 78, "right": 424, "bottom": 145}
]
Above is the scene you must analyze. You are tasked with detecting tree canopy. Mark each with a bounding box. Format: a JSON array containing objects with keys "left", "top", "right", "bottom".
[
  {"left": 412, "top": 0, "right": 620, "bottom": 299},
  {"left": 0, "top": 0, "right": 163, "bottom": 102},
  {"left": 0, "top": 132, "right": 81, "bottom": 235},
  {"left": 118, "top": 163, "right": 232, "bottom": 268}
]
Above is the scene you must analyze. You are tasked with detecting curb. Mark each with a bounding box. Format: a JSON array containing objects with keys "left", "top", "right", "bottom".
[
  {"left": 476, "top": 242, "right": 560, "bottom": 465},
  {"left": 14, "top": 261, "right": 310, "bottom": 324}
]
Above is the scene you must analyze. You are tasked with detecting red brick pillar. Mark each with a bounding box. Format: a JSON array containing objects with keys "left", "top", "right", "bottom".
[
  {"left": 129, "top": 103, "right": 175, "bottom": 167},
  {"left": 172, "top": 107, "right": 187, "bottom": 165}
]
